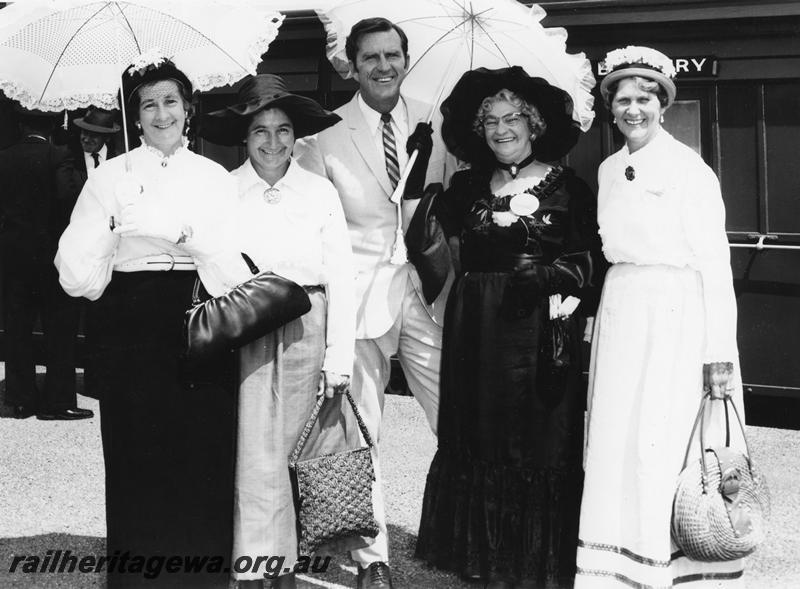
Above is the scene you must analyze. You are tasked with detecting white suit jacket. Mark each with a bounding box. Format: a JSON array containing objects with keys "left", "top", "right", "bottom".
[{"left": 297, "top": 93, "right": 452, "bottom": 339}]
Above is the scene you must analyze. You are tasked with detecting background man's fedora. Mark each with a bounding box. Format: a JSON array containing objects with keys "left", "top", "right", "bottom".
[{"left": 74, "top": 106, "right": 120, "bottom": 134}]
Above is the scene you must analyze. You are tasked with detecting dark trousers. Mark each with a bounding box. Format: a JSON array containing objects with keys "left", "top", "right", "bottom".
[{"left": 2, "top": 259, "right": 81, "bottom": 410}]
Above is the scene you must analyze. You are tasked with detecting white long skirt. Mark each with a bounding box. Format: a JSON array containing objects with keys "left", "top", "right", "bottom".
[
  {"left": 576, "top": 263, "right": 746, "bottom": 588},
  {"left": 232, "top": 291, "right": 359, "bottom": 580}
]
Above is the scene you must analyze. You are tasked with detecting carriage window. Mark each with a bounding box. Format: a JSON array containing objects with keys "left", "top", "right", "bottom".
[{"left": 662, "top": 99, "right": 702, "bottom": 155}]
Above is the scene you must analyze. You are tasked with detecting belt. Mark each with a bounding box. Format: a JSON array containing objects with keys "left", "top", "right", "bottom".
[{"left": 114, "top": 253, "right": 196, "bottom": 272}]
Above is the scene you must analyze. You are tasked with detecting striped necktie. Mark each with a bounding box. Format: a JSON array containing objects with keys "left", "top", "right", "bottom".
[
  {"left": 91, "top": 152, "right": 100, "bottom": 168},
  {"left": 381, "top": 113, "right": 400, "bottom": 190}
]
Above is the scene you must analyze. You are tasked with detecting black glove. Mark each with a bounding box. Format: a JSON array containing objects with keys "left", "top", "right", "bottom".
[{"left": 403, "top": 122, "right": 434, "bottom": 200}]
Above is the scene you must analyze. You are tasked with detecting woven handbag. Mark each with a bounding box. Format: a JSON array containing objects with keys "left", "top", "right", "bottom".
[
  {"left": 184, "top": 253, "right": 311, "bottom": 362},
  {"left": 672, "top": 392, "right": 770, "bottom": 561},
  {"left": 289, "top": 391, "right": 379, "bottom": 555}
]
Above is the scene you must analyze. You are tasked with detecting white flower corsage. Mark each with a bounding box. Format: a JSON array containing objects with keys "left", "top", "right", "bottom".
[
  {"left": 602, "top": 45, "right": 676, "bottom": 79},
  {"left": 492, "top": 211, "right": 518, "bottom": 227},
  {"left": 129, "top": 48, "right": 167, "bottom": 76},
  {"left": 491, "top": 193, "right": 540, "bottom": 227}
]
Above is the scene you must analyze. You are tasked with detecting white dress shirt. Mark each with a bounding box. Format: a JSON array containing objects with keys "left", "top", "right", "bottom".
[
  {"left": 226, "top": 158, "right": 356, "bottom": 375},
  {"left": 357, "top": 93, "right": 410, "bottom": 172},
  {"left": 83, "top": 143, "right": 107, "bottom": 178}
]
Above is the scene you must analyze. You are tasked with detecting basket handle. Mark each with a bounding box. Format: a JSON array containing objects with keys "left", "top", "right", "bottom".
[
  {"left": 680, "top": 392, "right": 753, "bottom": 494},
  {"left": 289, "top": 390, "right": 373, "bottom": 465}
]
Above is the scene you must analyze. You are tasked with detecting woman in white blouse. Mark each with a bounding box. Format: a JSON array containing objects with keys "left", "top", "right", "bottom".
[
  {"left": 575, "top": 47, "right": 744, "bottom": 588},
  {"left": 55, "top": 55, "right": 253, "bottom": 588},
  {"left": 202, "top": 74, "right": 357, "bottom": 589}
]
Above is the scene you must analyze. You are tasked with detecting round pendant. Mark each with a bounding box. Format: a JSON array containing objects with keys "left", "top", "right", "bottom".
[
  {"left": 509, "top": 193, "right": 540, "bottom": 216},
  {"left": 263, "top": 187, "right": 281, "bottom": 204}
]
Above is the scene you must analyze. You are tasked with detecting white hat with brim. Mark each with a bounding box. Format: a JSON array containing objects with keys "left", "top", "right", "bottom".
[{"left": 600, "top": 65, "right": 677, "bottom": 107}]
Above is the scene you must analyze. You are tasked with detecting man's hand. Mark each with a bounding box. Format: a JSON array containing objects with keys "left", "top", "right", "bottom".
[{"left": 318, "top": 371, "right": 351, "bottom": 399}]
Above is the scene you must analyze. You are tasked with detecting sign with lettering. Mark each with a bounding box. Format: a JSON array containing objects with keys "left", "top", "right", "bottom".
[{"left": 595, "top": 56, "right": 718, "bottom": 78}]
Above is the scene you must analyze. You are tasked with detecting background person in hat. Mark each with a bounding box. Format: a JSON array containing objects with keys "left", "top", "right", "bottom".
[
  {"left": 0, "top": 107, "right": 93, "bottom": 421},
  {"left": 414, "top": 66, "right": 602, "bottom": 589},
  {"left": 201, "top": 74, "right": 357, "bottom": 589},
  {"left": 575, "top": 46, "right": 744, "bottom": 588},
  {"left": 55, "top": 52, "right": 253, "bottom": 588},
  {"left": 54, "top": 106, "right": 119, "bottom": 401},
  {"left": 63, "top": 106, "right": 120, "bottom": 181}
]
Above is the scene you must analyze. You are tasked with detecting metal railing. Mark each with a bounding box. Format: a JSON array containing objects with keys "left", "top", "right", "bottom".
[{"left": 729, "top": 234, "right": 800, "bottom": 251}]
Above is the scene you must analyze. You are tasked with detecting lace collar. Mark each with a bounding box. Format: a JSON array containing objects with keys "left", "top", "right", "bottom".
[{"left": 141, "top": 137, "right": 187, "bottom": 166}]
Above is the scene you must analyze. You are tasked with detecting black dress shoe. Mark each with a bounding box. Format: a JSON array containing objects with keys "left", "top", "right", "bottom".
[
  {"left": 11, "top": 405, "right": 35, "bottom": 419},
  {"left": 36, "top": 407, "right": 94, "bottom": 421},
  {"left": 357, "top": 562, "right": 393, "bottom": 589}
]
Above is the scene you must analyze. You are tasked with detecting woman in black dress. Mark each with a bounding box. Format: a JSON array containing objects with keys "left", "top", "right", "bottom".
[{"left": 415, "top": 67, "right": 602, "bottom": 589}]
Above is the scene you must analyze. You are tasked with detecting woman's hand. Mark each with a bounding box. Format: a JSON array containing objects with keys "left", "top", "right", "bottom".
[
  {"left": 703, "top": 361, "right": 734, "bottom": 399},
  {"left": 113, "top": 201, "right": 182, "bottom": 243},
  {"left": 318, "top": 371, "right": 351, "bottom": 399}
]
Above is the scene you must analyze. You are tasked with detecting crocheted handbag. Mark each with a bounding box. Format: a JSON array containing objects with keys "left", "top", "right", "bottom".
[
  {"left": 672, "top": 392, "right": 770, "bottom": 561},
  {"left": 289, "top": 391, "right": 379, "bottom": 555}
]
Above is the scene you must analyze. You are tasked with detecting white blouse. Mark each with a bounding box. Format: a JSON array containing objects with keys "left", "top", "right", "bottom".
[
  {"left": 597, "top": 129, "right": 738, "bottom": 362},
  {"left": 55, "top": 144, "right": 246, "bottom": 301},
  {"left": 225, "top": 158, "right": 356, "bottom": 376}
]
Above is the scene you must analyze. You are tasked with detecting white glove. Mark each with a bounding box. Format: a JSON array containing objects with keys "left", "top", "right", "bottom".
[{"left": 113, "top": 201, "right": 182, "bottom": 243}]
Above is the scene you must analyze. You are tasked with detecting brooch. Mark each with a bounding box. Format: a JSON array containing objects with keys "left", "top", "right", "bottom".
[
  {"left": 263, "top": 187, "right": 281, "bottom": 204},
  {"left": 625, "top": 165, "right": 635, "bottom": 181}
]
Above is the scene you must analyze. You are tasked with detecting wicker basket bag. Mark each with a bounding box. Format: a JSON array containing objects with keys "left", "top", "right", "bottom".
[
  {"left": 672, "top": 393, "right": 770, "bottom": 561},
  {"left": 289, "top": 391, "right": 379, "bottom": 555}
]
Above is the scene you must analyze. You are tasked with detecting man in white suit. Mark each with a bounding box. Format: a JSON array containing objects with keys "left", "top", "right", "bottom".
[{"left": 298, "top": 17, "right": 450, "bottom": 589}]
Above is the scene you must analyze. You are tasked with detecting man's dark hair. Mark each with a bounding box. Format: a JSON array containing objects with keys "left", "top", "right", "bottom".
[{"left": 345, "top": 17, "right": 409, "bottom": 65}]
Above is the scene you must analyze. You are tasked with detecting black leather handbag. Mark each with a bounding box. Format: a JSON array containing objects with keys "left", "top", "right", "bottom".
[
  {"left": 404, "top": 183, "right": 451, "bottom": 304},
  {"left": 184, "top": 253, "right": 311, "bottom": 361}
]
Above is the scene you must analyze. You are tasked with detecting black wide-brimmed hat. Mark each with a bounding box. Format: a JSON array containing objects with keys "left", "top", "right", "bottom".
[
  {"left": 75, "top": 106, "right": 120, "bottom": 134},
  {"left": 441, "top": 66, "right": 580, "bottom": 164},
  {"left": 199, "top": 74, "right": 341, "bottom": 145},
  {"left": 120, "top": 53, "right": 193, "bottom": 107}
]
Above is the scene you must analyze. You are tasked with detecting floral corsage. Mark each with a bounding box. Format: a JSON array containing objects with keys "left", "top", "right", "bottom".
[
  {"left": 128, "top": 48, "right": 167, "bottom": 76},
  {"left": 490, "top": 165, "right": 565, "bottom": 227}
]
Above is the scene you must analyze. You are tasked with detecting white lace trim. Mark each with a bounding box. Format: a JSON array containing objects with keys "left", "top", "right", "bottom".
[
  {"left": 141, "top": 136, "right": 188, "bottom": 160},
  {"left": 0, "top": 79, "right": 118, "bottom": 112},
  {"left": 192, "top": 12, "right": 284, "bottom": 92}
]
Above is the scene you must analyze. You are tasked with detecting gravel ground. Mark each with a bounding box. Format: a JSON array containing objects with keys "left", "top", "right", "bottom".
[{"left": 1, "top": 367, "right": 799, "bottom": 588}]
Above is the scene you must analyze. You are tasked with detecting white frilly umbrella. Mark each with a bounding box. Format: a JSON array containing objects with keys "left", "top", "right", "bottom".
[{"left": 0, "top": 0, "right": 285, "bottom": 113}]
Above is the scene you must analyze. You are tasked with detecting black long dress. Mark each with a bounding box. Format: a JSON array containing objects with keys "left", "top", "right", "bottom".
[
  {"left": 416, "top": 166, "right": 601, "bottom": 588},
  {"left": 90, "top": 270, "right": 236, "bottom": 589}
]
